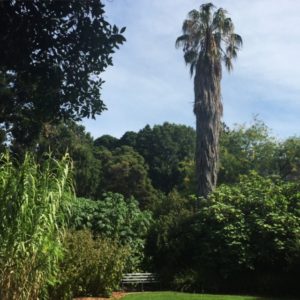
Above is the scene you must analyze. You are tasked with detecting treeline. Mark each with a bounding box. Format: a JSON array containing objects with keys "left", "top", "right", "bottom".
[
  {"left": 31, "top": 121, "right": 196, "bottom": 207},
  {"left": 32, "top": 119, "right": 300, "bottom": 203}
]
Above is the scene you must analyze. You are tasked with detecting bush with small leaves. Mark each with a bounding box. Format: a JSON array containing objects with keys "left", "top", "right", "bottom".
[{"left": 50, "top": 229, "right": 130, "bottom": 299}]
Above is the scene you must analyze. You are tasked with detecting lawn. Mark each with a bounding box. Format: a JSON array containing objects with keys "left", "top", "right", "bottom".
[{"left": 122, "top": 292, "right": 284, "bottom": 300}]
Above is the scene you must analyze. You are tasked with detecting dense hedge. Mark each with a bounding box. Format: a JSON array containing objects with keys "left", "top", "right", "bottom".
[{"left": 150, "top": 173, "right": 300, "bottom": 296}]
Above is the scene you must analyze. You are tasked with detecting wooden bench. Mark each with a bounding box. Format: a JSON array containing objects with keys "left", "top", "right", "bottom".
[{"left": 121, "top": 272, "right": 159, "bottom": 291}]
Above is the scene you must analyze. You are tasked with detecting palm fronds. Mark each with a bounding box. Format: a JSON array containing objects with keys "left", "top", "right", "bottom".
[{"left": 176, "top": 2, "right": 242, "bottom": 72}]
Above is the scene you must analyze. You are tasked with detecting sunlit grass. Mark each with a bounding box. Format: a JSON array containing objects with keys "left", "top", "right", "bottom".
[{"left": 122, "top": 291, "right": 287, "bottom": 300}]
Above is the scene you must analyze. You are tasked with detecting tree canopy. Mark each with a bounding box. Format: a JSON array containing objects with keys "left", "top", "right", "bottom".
[
  {"left": 106, "top": 123, "right": 196, "bottom": 193},
  {"left": 219, "top": 120, "right": 278, "bottom": 184},
  {"left": 37, "top": 121, "right": 101, "bottom": 198},
  {"left": 95, "top": 145, "right": 158, "bottom": 209},
  {"left": 0, "top": 0, "right": 125, "bottom": 149}
]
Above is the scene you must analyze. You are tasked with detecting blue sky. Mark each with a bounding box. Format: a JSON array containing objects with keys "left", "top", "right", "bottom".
[{"left": 83, "top": 0, "right": 300, "bottom": 139}]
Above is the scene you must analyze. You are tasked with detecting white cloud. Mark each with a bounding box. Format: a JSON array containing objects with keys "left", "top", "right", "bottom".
[{"left": 84, "top": 0, "right": 300, "bottom": 139}]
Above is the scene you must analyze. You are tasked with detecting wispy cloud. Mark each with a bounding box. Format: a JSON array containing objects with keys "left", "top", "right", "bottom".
[{"left": 83, "top": 0, "right": 300, "bottom": 139}]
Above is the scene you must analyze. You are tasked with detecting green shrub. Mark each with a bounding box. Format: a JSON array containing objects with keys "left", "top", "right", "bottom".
[
  {"left": 194, "top": 173, "right": 300, "bottom": 294},
  {"left": 70, "top": 193, "right": 152, "bottom": 270},
  {"left": 50, "top": 229, "right": 130, "bottom": 299},
  {"left": 144, "top": 190, "right": 194, "bottom": 276},
  {"left": 172, "top": 270, "right": 200, "bottom": 292},
  {"left": 152, "top": 173, "right": 300, "bottom": 295},
  {"left": 0, "top": 152, "right": 73, "bottom": 300}
]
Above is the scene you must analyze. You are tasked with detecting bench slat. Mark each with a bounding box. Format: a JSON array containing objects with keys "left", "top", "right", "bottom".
[
  {"left": 121, "top": 272, "right": 159, "bottom": 284},
  {"left": 123, "top": 276, "right": 157, "bottom": 279}
]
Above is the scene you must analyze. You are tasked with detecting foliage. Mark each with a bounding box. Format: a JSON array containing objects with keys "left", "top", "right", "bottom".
[
  {"left": 50, "top": 229, "right": 130, "bottom": 299},
  {"left": 0, "top": 127, "right": 7, "bottom": 153},
  {"left": 219, "top": 120, "right": 278, "bottom": 184},
  {"left": 145, "top": 190, "right": 194, "bottom": 274},
  {"left": 277, "top": 137, "right": 300, "bottom": 181},
  {"left": 94, "top": 123, "right": 195, "bottom": 194},
  {"left": 177, "top": 158, "right": 197, "bottom": 195},
  {"left": 219, "top": 120, "right": 300, "bottom": 184},
  {"left": 0, "top": 152, "right": 74, "bottom": 300},
  {"left": 70, "top": 193, "right": 152, "bottom": 270},
  {"left": 38, "top": 122, "right": 159, "bottom": 205},
  {"left": 176, "top": 3, "right": 242, "bottom": 199},
  {"left": 95, "top": 145, "right": 158, "bottom": 208},
  {"left": 151, "top": 174, "right": 300, "bottom": 295},
  {"left": 119, "top": 131, "right": 138, "bottom": 148},
  {"left": 37, "top": 119, "right": 300, "bottom": 201},
  {"left": 38, "top": 121, "right": 101, "bottom": 198},
  {"left": 119, "top": 122, "right": 196, "bottom": 193},
  {"left": 94, "top": 134, "right": 119, "bottom": 150},
  {"left": 0, "top": 0, "right": 125, "bottom": 149},
  {"left": 179, "top": 120, "right": 280, "bottom": 190}
]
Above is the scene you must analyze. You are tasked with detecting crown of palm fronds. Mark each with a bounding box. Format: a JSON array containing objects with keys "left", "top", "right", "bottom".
[{"left": 176, "top": 3, "right": 242, "bottom": 76}]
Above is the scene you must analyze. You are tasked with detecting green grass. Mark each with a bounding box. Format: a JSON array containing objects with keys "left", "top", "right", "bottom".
[{"left": 122, "top": 292, "right": 285, "bottom": 300}]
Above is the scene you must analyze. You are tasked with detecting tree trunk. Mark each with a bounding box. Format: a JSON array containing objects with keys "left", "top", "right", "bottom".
[{"left": 194, "top": 56, "right": 222, "bottom": 203}]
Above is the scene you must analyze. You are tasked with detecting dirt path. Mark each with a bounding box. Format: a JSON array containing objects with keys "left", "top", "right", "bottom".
[{"left": 74, "top": 291, "right": 127, "bottom": 300}]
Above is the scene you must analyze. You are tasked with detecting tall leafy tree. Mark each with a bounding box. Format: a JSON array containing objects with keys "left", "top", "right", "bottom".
[
  {"left": 0, "top": 0, "right": 125, "bottom": 151},
  {"left": 94, "top": 134, "right": 119, "bottom": 150},
  {"left": 219, "top": 120, "right": 278, "bottom": 184},
  {"left": 176, "top": 3, "right": 242, "bottom": 199},
  {"left": 95, "top": 145, "right": 158, "bottom": 208},
  {"left": 95, "top": 123, "right": 196, "bottom": 193},
  {"left": 120, "top": 123, "right": 196, "bottom": 193},
  {"left": 277, "top": 137, "right": 300, "bottom": 181}
]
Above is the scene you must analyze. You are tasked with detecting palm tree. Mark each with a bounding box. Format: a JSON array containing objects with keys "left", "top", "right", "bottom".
[{"left": 176, "top": 3, "right": 242, "bottom": 200}]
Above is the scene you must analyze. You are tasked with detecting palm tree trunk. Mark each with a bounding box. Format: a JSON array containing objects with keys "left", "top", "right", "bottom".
[{"left": 194, "top": 56, "right": 222, "bottom": 204}]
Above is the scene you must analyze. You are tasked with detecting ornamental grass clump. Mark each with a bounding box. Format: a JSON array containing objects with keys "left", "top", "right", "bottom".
[{"left": 0, "top": 152, "right": 74, "bottom": 300}]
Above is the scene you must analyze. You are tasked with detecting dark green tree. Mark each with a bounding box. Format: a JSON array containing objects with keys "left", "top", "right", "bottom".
[
  {"left": 95, "top": 145, "right": 158, "bottom": 208},
  {"left": 38, "top": 121, "right": 101, "bottom": 198},
  {"left": 122, "top": 123, "right": 196, "bottom": 193},
  {"left": 188, "top": 173, "right": 300, "bottom": 294},
  {"left": 0, "top": 0, "right": 125, "bottom": 151},
  {"left": 145, "top": 190, "right": 194, "bottom": 276},
  {"left": 95, "top": 123, "right": 196, "bottom": 193},
  {"left": 94, "top": 134, "right": 119, "bottom": 150},
  {"left": 0, "top": 128, "right": 7, "bottom": 154},
  {"left": 176, "top": 3, "right": 242, "bottom": 199},
  {"left": 277, "top": 137, "right": 300, "bottom": 181},
  {"left": 119, "top": 131, "right": 138, "bottom": 149}
]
